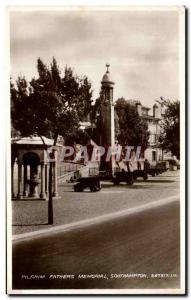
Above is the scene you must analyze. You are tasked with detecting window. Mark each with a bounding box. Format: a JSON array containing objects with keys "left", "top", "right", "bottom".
[
  {"left": 142, "top": 109, "right": 148, "bottom": 116},
  {"left": 150, "top": 134, "right": 158, "bottom": 144},
  {"left": 152, "top": 151, "right": 156, "bottom": 161}
]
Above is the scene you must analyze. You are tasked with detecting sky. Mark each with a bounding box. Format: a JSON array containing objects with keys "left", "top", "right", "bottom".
[{"left": 10, "top": 7, "right": 181, "bottom": 107}]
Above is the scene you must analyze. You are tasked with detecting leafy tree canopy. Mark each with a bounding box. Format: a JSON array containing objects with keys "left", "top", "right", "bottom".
[
  {"left": 115, "top": 98, "right": 150, "bottom": 151},
  {"left": 157, "top": 97, "right": 180, "bottom": 159},
  {"left": 11, "top": 57, "right": 93, "bottom": 144},
  {"left": 90, "top": 97, "right": 149, "bottom": 152}
]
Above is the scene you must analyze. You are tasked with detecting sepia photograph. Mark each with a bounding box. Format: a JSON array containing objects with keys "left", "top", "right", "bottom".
[{"left": 7, "top": 6, "right": 185, "bottom": 295}]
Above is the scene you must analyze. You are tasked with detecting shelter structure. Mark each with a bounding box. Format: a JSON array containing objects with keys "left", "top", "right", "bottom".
[{"left": 11, "top": 135, "right": 60, "bottom": 200}]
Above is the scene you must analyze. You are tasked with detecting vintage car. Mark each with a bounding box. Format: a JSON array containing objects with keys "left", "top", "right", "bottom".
[
  {"left": 74, "top": 177, "right": 101, "bottom": 192},
  {"left": 145, "top": 160, "right": 169, "bottom": 177}
]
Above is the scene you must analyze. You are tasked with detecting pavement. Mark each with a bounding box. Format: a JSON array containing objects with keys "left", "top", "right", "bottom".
[
  {"left": 12, "top": 171, "right": 179, "bottom": 235},
  {"left": 12, "top": 170, "right": 180, "bottom": 236}
]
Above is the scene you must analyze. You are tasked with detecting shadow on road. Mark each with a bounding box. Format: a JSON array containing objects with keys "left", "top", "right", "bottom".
[
  {"left": 12, "top": 222, "right": 48, "bottom": 227},
  {"left": 12, "top": 199, "right": 46, "bottom": 202},
  {"left": 145, "top": 179, "right": 175, "bottom": 183}
]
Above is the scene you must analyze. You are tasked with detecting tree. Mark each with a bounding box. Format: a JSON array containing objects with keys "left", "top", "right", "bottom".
[
  {"left": 65, "top": 129, "right": 90, "bottom": 146},
  {"left": 115, "top": 98, "right": 150, "bottom": 153},
  {"left": 11, "top": 57, "right": 93, "bottom": 224},
  {"left": 157, "top": 97, "right": 180, "bottom": 159},
  {"left": 11, "top": 57, "right": 93, "bottom": 141}
]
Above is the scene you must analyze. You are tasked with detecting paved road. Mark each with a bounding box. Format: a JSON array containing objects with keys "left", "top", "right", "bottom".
[
  {"left": 12, "top": 171, "right": 180, "bottom": 234},
  {"left": 12, "top": 199, "right": 180, "bottom": 290}
]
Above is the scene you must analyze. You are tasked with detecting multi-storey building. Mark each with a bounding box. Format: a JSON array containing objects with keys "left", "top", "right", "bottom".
[
  {"left": 125, "top": 100, "right": 163, "bottom": 164},
  {"left": 136, "top": 101, "right": 162, "bottom": 163}
]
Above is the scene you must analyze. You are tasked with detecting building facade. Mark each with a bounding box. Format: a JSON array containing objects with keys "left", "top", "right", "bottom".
[{"left": 135, "top": 101, "right": 163, "bottom": 164}]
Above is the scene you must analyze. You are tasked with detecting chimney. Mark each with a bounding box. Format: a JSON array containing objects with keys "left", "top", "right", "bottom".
[{"left": 136, "top": 103, "right": 142, "bottom": 116}]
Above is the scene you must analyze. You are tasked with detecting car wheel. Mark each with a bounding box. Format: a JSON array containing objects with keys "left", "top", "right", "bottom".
[
  {"left": 74, "top": 183, "right": 82, "bottom": 192},
  {"left": 127, "top": 176, "right": 134, "bottom": 185},
  {"left": 113, "top": 179, "right": 120, "bottom": 185},
  {"left": 143, "top": 173, "right": 148, "bottom": 181},
  {"left": 90, "top": 185, "right": 96, "bottom": 192}
]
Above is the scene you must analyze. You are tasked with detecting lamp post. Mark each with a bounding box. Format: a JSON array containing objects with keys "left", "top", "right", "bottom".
[{"left": 48, "top": 150, "right": 55, "bottom": 225}]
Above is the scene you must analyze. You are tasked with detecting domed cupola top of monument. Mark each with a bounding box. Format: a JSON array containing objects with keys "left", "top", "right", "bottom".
[{"left": 101, "top": 63, "right": 115, "bottom": 86}]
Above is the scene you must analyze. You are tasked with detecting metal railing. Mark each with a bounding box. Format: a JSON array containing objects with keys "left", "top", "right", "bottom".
[{"left": 57, "top": 162, "right": 85, "bottom": 177}]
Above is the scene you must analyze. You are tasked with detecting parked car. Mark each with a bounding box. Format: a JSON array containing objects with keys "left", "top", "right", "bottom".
[
  {"left": 164, "top": 159, "right": 180, "bottom": 171},
  {"left": 145, "top": 160, "right": 169, "bottom": 177},
  {"left": 156, "top": 160, "right": 170, "bottom": 172}
]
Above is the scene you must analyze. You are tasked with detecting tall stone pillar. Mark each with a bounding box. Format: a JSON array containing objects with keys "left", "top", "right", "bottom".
[
  {"left": 11, "top": 161, "right": 16, "bottom": 198},
  {"left": 23, "top": 164, "right": 28, "bottom": 196},
  {"left": 40, "top": 163, "right": 46, "bottom": 199},
  {"left": 100, "top": 64, "right": 115, "bottom": 175},
  {"left": 17, "top": 163, "right": 22, "bottom": 199},
  {"left": 52, "top": 162, "right": 58, "bottom": 197}
]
